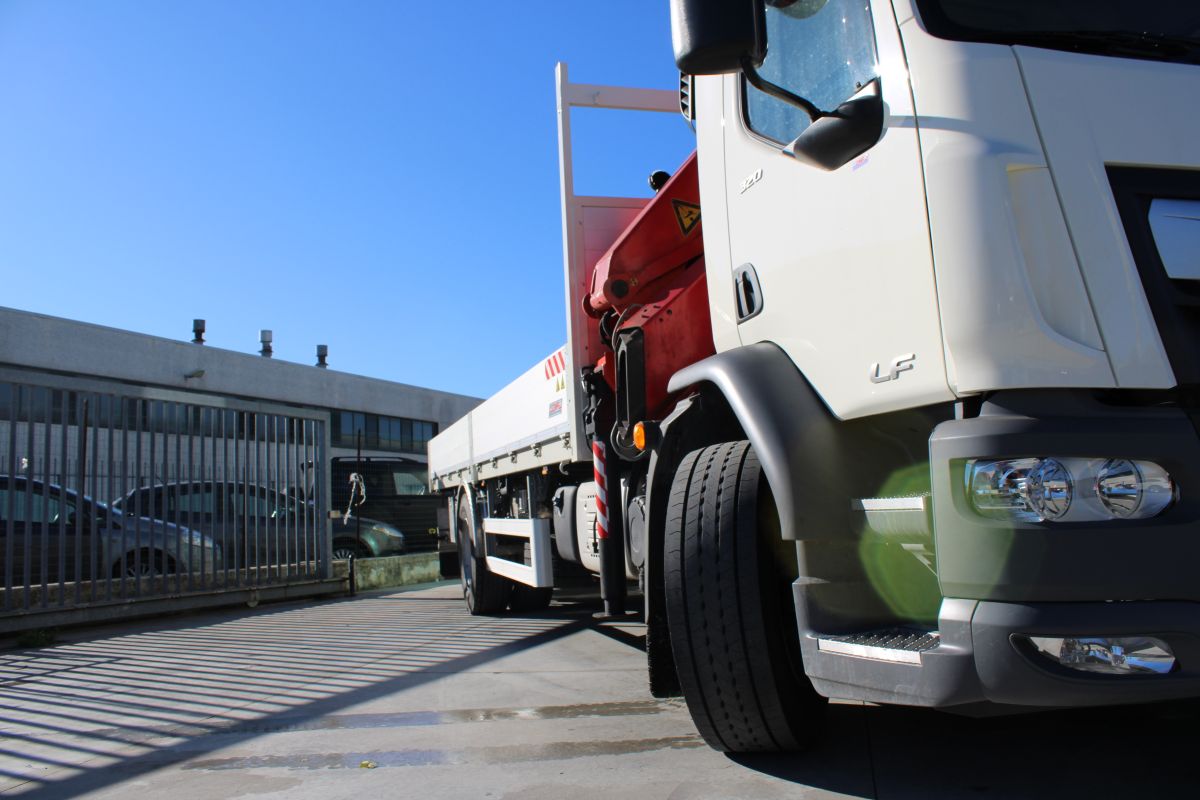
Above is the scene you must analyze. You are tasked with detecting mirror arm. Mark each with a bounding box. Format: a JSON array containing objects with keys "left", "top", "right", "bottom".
[{"left": 740, "top": 55, "right": 825, "bottom": 121}]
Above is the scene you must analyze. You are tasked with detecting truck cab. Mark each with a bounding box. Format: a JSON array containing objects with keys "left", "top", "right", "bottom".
[{"left": 666, "top": 0, "right": 1200, "bottom": 734}]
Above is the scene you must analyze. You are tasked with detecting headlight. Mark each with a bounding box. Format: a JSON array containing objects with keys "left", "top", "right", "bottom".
[
  {"left": 967, "top": 458, "right": 1175, "bottom": 523},
  {"left": 1026, "top": 458, "right": 1072, "bottom": 521},
  {"left": 1095, "top": 458, "right": 1174, "bottom": 519}
]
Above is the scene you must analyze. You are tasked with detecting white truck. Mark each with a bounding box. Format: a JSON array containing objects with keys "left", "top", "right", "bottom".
[{"left": 430, "top": 0, "right": 1200, "bottom": 753}]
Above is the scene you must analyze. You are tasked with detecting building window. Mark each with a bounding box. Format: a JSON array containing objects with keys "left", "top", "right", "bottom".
[{"left": 331, "top": 410, "right": 438, "bottom": 453}]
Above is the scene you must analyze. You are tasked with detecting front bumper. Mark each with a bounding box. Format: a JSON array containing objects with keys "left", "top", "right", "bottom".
[
  {"left": 801, "top": 393, "right": 1200, "bottom": 709},
  {"left": 801, "top": 596, "right": 1200, "bottom": 709}
]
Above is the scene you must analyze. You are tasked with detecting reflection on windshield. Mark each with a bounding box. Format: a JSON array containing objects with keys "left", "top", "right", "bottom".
[{"left": 915, "top": 0, "right": 1200, "bottom": 63}]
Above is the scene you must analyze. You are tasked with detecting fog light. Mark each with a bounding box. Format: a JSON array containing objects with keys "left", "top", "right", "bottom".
[{"left": 1020, "top": 635, "right": 1176, "bottom": 675}]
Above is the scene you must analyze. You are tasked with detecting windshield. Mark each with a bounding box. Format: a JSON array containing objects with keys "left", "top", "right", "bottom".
[{"left": 913, "top": 1, "right": 1200, "bottom": 64}]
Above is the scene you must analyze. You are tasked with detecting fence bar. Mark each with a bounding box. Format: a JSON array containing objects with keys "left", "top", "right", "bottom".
[
  {"left": 199, "top": 407, "right": 208, "bottom": 589},
  {"left": 317, "top": 419, "right": 328, "bottom": 579},
  {"left": 234, "top": 411, "right": 243, "bottom": 586},
  {"left": 302, "top": 417, "right": 312, "bottom": 578},
  {"left": 56, "top": 390, "right": 68, "bottom": 606},
  {"left": 40, "top": 387, "right": 52, "bottom": 609},
  {"left": 220, "top": 409, "right": 229, "bottom": 586},
  {"left": 104, "top": 393, "right": 115, "bottom": 601},
  {"left": 119, "top": 399, "right": 129, "bottom": 597},
  {"left": 185, "top": 402, "right": 194, "bottom": 593},
  {"left": 22, "top": 387, "right": 33, "bottom": 610},
  {"left": 284, "top": 415, "right": 292, "bottom": 581},
  {"left": 270, "top": 414, "right": 280, "bottom": 582},
  {"left": 4, "top": 384, "right": 16, "bottom": 610},
  {"left": 74, "top": 394, "right": 86, "bottom": 605}
]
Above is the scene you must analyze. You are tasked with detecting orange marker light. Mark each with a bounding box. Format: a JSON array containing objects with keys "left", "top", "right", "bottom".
[{"left": 633, "top": 421, "right": 647, "bottom": 451}]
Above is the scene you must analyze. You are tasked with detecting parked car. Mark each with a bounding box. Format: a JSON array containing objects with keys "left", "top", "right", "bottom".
[
  {"left": 113, "top": 481, "right": 405, "bottom": 564},
  {"left": 0, "top": 475, "right": 218, "bottom": 583},
  {"left": 331, "top": 457, "right": 445, "bottom": 555}
]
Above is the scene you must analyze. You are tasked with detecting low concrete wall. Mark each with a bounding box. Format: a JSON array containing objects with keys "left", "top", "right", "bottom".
[
  {"left": 0, "top": 578, "right": 348, "bottom": 637},
  {"left": 350, "top": 552, "right": 441, "bottom": 591}
]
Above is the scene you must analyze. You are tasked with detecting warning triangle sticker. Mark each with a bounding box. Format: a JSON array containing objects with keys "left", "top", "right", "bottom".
[{"left": 671, "top": 200, "right": 701, "bottom": 236}]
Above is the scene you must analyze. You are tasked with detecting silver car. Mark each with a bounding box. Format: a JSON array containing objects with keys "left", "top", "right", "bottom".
[{"left": 0, "top": 475, "right": 218, "bottom": 584}]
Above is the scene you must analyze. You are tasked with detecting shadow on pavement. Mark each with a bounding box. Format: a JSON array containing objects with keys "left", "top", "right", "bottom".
[
  {"left": 734, "top": 698, "right": 1200, "bottom": 799},
  {"left": 5, "top": 586, "right": 1200, "bottom": 800},
  {"left": 0, "top": 590, "right": 597, "bottom": 798}
]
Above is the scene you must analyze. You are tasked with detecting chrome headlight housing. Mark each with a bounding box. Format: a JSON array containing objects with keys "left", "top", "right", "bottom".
[{"left": 967, "top": 457, "right": 1175, "bottom": 523}]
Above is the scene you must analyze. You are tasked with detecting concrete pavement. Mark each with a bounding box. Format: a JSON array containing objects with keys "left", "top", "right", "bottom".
[{"left": 1, "top": 582, "right": 1198, "bottom": 799}]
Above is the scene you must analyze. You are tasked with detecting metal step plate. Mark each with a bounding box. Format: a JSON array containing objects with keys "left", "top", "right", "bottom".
[{"left": 816, "top": 629, "right": 940, "bottom": 665}]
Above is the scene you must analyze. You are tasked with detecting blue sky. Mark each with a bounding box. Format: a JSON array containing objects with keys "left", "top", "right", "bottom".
[{"left": 0, "top": 1, "right": 696, "bottom": 399}]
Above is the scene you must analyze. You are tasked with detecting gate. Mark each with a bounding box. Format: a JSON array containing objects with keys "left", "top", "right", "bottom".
[{"left": 0, "top": 368, "right": 333, "bottom": 627}]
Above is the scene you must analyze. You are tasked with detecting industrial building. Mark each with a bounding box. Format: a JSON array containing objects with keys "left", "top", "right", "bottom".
[{"left": 0, "top": 305, "right": 479, "bottom": 629}]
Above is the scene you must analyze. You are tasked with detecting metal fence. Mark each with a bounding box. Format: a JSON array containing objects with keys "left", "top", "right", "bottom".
[{"left": 0, "top": 370, "right": 331, "bottom": 618}]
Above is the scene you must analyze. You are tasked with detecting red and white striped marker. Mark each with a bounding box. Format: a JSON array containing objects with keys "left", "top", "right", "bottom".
[
  {"left": 592, "top": 441, "right": 608, "bottom": 540},
  {"left": 544, "top": 350, "right": 566, "bottom": 380}
]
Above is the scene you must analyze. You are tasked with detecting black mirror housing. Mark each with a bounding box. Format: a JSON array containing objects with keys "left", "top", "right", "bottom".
[
  {"left": 670, "top": 0, "right": 766, "bottom": 75},
  {"left": 785, "top": 80, "right": 884, "bottom": 171}
]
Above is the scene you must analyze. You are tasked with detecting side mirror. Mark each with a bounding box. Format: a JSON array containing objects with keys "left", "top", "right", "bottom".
[
  {"left": 786, "top": 80, "right": 884, "bottom": 171},
  {"left": 670, "top": 0, "right": 765, "bottom": 75}
]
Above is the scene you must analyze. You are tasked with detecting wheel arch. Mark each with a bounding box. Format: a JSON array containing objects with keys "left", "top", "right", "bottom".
[
  {"left": 642, "top": 343, "right": 847, "bottom": 695},
  {"left": 652, "top": 343, "right": 951, "bottom": 679},
  {"left": 666, "top": 342, "right": 855, "bottom": 542}
]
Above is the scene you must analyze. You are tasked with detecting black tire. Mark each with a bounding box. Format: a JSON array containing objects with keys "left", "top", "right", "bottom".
[
  {"left": 114, "top": 549, "right": 175, "bottom": 579},
  {"left": 664, "top": 441, "right": 824, "bottom": 753},
  {"left": 509, "top": 584, "right": 553, "bottom": 612},
  {"left": 439, "top": 550, "right": 461, "bottom": 579},
  {"left": 458, "top": 493, "right": 512, "bottom": 615}
]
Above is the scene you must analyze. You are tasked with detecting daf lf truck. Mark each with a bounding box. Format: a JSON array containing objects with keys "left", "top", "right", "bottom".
[{"left": 428, "top": 0, "right": 1200, "bottom": 752}]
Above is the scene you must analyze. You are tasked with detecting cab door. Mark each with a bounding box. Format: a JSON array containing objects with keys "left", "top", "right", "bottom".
[{"left": 719, "top": 0, "right": 950, "bottom": 420}]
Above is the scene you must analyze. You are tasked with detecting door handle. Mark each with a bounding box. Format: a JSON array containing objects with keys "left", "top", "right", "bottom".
[{"left": 734, "top": 264, "right": 764, "bottom": 322}]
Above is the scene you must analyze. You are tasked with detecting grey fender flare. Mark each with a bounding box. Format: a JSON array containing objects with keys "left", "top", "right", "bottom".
[{"left": 666, "top": 342, "right": 872, "bottom": 541}]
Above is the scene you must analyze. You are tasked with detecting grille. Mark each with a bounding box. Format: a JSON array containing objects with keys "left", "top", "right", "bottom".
[{"left": 1108, "top": 167, "right": 1200, "bottom": 386}]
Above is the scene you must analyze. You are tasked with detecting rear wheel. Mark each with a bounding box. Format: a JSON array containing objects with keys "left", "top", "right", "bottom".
[
  {"left": 664, "top": 441, "right": 824, "bottom": 752},
  {"left": 458, "top": 493, "right": 512, "bottom": 615}
]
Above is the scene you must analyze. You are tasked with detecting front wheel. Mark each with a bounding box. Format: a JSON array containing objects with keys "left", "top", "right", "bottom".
[
  {"left": 457, "top": 493, "right": 512, "bottom": 615},
  {"left": 114, "top": 549, "right": 175, "bottom": 579},
  {"left": 664, "top": 441, "right": 824, "bottom": 752}
]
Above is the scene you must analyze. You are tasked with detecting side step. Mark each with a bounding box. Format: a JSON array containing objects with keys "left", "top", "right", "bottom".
[
  {"left": 850, "top": 495, "right": 931, "bottom": 537},
  {"left": 482, "top": 517, "right": 554, "bottom": 588},
  {"left": 816, "top": 628, "right": 940, "bottom": 665}
]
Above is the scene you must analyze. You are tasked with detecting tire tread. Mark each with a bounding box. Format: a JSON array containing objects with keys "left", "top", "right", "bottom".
[{"left": 664, "top": 441, "right": 820, "bottom": 752}]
